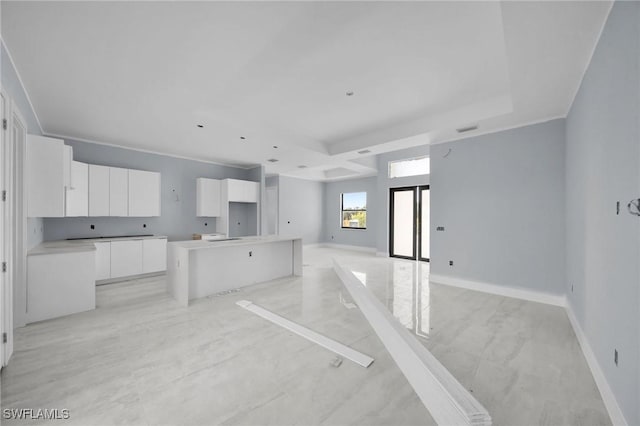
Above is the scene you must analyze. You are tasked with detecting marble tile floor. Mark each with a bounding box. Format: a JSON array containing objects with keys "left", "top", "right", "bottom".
[{"left": 0, "top": 247, "right": 609, "bottom": 426}]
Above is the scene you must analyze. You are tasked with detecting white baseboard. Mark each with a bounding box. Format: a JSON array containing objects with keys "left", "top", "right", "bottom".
[
  {"left": 318, "top": 243, "right": 376, "bottom": 253},
  {"left": 565, "top": 304, "right": 627, "bottom": 426},
  {"left": 429, "top": 274, "right": 566, "bottom": 307}
]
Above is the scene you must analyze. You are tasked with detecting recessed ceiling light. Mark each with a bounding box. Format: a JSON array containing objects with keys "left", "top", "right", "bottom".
[
  {"left": 357, "top": 149, "right": 371, "bottom": 154},
  {"left": 267, "top": 158, "right": 278, "bottom": 163},
  {"left": 240, "top": 136, "right": 246, "bottom": 140},
  {"left": 298, "top": 165, "right": 307, "bottom": 169},
  {"left": 456, "top": 125, "right": 478, "bottom": 133},
  {"left": 346, "top": 91, "right": 354, "bottom": 97},
  {"left": 197, "top": 124, "right": 204, "bottom": 128}
]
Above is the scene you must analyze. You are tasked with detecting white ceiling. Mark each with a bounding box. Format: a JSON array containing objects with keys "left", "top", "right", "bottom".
[{"left": 2, "top": 1, "right": 612, "bottom": 180}]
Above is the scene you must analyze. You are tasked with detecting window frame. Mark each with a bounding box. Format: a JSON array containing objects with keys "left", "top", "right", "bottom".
[
  {"left": 340, "top": 192, "right": 367, "bottom": 230},
  {"left": 388, "top": 155, "right": 430, "bottom": 179}
]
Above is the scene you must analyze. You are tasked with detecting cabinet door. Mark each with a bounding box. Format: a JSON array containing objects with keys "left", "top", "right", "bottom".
[
  {"left": 89, "top": 164, "right": 110, "bottom": 216},
  {"left": 227, "top": 179, "right": 258, "bottom": 203},
  {"left": 143, "top": 238, "right": 167, "bottom": 273},
  {"left": 196, "top": 178, "right": 221, "bottom": 217},
  {"left": 66, "top": 161, "right": 89, "bottom": 217},
  {"left": 245, "top": 181, "right": 259, "bottom": 203},
  {"left": 94, "top": 242, "right": 111, "bottom": 281},
  {"left": 110, "top": 240, "right": 143, "bottom": 278},
  {"left": 26, "top": 135, "right": 66, "bottom": 217},
  {"left": 63, "top": 145, "right": 73, "bottom": 188},
  {"left": 109, "top": 167, "right": 129, "bottom": 216},
  {"left": 128, "top": 169, "right": 161, "bottom": 217}
]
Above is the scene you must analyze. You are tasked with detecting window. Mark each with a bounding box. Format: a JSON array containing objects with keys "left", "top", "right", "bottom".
[
  {"left": 341, "top": 192, "right": 367, "bottom": 229},
  {"left": 389, "top": 156, "right": 430, "bottom": 178}
]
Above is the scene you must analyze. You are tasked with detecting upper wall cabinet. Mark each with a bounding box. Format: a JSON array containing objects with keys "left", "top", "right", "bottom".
[
  {"left": 26, "top": 135, "right": 73, "bottom": 217},
  {"left": 109, "top": 167, "right": 129, "bottom": 217},
  {"left": 128, "top": 169, "right": 161, "bottom": 217},
  {"left": 196, "top": 178, "right": 221, "bottom": 217},
  {"left": 87, "top": 165, "right": 161, "bottom": 217},
  {"left": 66, "top": 161, "right": 89, "bottom": 217},
  {"left": 109, "top": 167, "right": 129, "bottom": 216},
  {"left": 226, "top": 179, "right": 259, "bottom": 203},
  {"left": 88, "top": 164, "right": 110, "bottom": 216}
]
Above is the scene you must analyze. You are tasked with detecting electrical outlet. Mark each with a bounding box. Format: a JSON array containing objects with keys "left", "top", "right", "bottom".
[
  {"left": 437, "top": 226, "right": 445, "bottom": 231},
  {"left": 249, "top": 251, "right": 252, "bottom": 257},
  {"left": 449, "top": 260, "right": 454, "bottom": 266},
  {"left": 614, "top": 349, "right": 618, "bottom": 366},
  {"left": 90, "top": 224, "right": 95, "bottom": 230},
  {"left": 616, "top": 201, "right": 620, "bottom": 215}
]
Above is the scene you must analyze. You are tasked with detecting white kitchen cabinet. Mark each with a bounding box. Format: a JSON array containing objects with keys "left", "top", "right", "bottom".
[
  {"left": 27, "top": 249, "right": 95, "bottom": 324},
  {"left": 26, "top": 135, "right": 72, "bottom": 217},
  {"left": 109, "top": 167, "right": 129, "bottom": 216},
  {"left": 128, "top": 169, "right": 161, "bottom": 217},
  {"left": 63, "top": 145, "right": 73, "bottom": 188},
  {"left": 89, "top": 164, "right": 110, "bottom": 216},
  {"left": 110, "top": 240, "right": 143, "bottom": 278},
  {"left": 94, "top": 241, "right": 111, "bottom": 280},
  {"left": 143, "top": 238, "right": 167, "bottom": 273},
  {"left": 66, "top": 161, "right": 89, "bottom": 217},
  {"left": 226, "top": 179, "right": 259, "bottom": 203},
  {"left": 196, "top": 178, "right": 221, "bottom": 217}
]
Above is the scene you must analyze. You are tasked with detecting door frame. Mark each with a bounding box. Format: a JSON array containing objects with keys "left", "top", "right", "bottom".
[
  {"left": 389, "top": 185, "right": 430, "bottom": 262},
  {"left": 1, "top": 93, "right": 27, "bottom": 366},
  {"left": 418, "top": 185, "right": 430, "bottom": 262},
  {"left": 389, "top": 186, "right": 418, "bottom": 260},
  {"left": 0, "top": 89, "right": 6, "bottom": 367}
]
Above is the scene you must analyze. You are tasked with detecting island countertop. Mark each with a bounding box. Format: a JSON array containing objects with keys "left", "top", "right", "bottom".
[
  {"left": 167, "top": 235, "right": 303, "bottom": 306},
  {"left": 168, "top": 235, "right": 302, "bottom": 250}
]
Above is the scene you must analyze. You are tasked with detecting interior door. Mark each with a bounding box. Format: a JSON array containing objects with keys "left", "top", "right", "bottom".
[{"left": 389, "top": 187, "right": 417, "bottom": 259}]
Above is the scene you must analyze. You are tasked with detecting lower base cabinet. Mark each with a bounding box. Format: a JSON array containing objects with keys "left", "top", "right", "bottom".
[
  {"left": 143, "top": 238, "right": 167, "bottom": 273},
  {"left": 27, "top": 250, "right": 96, "bottom": 323},
  {"left": 110, "top": 240, "right": 143, "bottom": 278},
  {"left": 94, "top": 237, "right": 167, "bottom": 283},
  {"left": 95, "top": 242, "right": 111, "bottom": 280}
]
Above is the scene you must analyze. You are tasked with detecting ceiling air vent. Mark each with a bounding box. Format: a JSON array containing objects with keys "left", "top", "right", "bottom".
[
  {"left": 267, "top": 158, "right": 279, "bottom": 163},
  {"left": 357, "top": 149, "right": 371, "bottom": 154},
  {"left": 456, "top": 125, "right": 478, "bottom": 133}
]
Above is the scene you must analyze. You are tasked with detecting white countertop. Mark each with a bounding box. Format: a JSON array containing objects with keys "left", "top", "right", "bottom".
[
  {"left": 28, "top": 235, "right": 168, "bottom": 256},
  {"left": 169, "top": 235, "right": 301, "bottom": 251}
]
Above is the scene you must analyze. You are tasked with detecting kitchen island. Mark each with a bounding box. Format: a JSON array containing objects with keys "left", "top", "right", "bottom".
[{"left": 167, "top": 236, "right": 303, "bottom": 306}]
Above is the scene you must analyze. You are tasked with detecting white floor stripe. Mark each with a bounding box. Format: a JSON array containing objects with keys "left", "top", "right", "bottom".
[
  {"left": 236, "top": 300, "right": 374, "bottom": 368},
  {"left": 333, "top": 259, "right": 492, "bottom": 426}
]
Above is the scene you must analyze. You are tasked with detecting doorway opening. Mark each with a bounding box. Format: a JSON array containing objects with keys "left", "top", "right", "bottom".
[{"left": 389, "top": 185, "right": 429, "bottom": 261}]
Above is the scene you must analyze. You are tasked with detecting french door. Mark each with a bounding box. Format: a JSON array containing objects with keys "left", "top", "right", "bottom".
[{"left": 389, "top": 185, "right": 429, "bottom": 261}]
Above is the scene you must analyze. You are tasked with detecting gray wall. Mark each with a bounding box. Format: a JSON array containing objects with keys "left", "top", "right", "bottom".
[
  {"left": 1, "top": 42, "right": 44, "bottom": 249},
  {"left": 565, "top": 2, "right": 639, "bottom": 424},
  {"left": 376, "top": 145, "right": 430, "bottom": 254},
  {"left": 44, "top": 138, "right": 252, "bottom": 241},
  {"left": 324, "top": 176, "right": 377, "bottom": 248},
  {"left": 430, "top": 119, "right": 566, "bottom": 296},
  {"left": 277, "top": 176, "right": 324, "bottom": 244}
]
